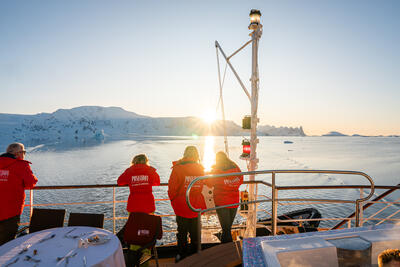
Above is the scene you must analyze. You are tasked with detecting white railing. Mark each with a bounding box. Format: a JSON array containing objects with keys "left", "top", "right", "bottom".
[{"left": 21, "top": 171, "right": 400, "bottom": 249}]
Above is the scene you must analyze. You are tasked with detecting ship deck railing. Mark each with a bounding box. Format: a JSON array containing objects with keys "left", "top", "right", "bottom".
[
  {"left": 186, "top": 169, "right": 400, "bottom": 251},
  {"left": 21, "top": 170, "right": 400, "bottom": 248}
]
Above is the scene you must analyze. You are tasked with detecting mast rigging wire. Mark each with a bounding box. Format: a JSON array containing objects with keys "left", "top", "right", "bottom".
[{"left": 216, "top": 46, "right": 229, "bottom": 156}]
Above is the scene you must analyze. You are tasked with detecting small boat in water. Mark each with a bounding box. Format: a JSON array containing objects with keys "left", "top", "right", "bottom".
[{"left": 283, "top": 140, "right": 293, "bottom": 144}]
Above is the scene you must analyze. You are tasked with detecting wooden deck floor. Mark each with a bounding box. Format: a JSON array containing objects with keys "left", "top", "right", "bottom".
[
  {"left": 174, "top": 241, "right": 242, "bottom": 267},
  {"left": 144, "top": 240, "right": 242, "bottom": 267}
]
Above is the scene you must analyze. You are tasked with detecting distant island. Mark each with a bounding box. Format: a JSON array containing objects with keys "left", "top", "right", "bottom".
[
  {"left": 322, "top": 131, "right": 348, "bottom": 136},
  {"left": 322, "top": 131, "right": 399, "bottom": 137},
  {"left": 0, "top": 106, "right": 306, "bottom": 144}
]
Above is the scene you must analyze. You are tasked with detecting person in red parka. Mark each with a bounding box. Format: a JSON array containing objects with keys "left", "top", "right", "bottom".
[
  {"left": 0, "top": 143, "right": 38, "bottom": 246},
  {"left": 168, "top": 146, "right": 205, "bottom": 262},
  {"left": 209, "top": 151, "right": 243, "bottom": 243},
  {"left": 117, "top": 154, "right": 160, "bottom": 214},
  {"left": 116, "top": 154, "right": 160, "bottom": 255}
]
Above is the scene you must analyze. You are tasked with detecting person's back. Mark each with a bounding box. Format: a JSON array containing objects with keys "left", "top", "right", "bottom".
[
  {"left": 209, "top": 151, "right": 243, "bottom": 243},
  {"left": 117, "top": 154, "right": 160, "bottom": 214},
  {"left": 168, "top": 146, "right": 205, "bottom": 262},
  {"left": 211, "top": 161, "right": 243, "bottom": 208},
  {"left": 0, "top": 143, "right": 38, "bottom": 245},
  {"left": 168, "top": 156, "right": 205, "bottom": 218}
]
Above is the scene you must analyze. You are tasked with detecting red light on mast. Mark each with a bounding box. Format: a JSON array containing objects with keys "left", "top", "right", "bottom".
[{"left": 241, "top": 139, "right": 251, "bottom": 158}]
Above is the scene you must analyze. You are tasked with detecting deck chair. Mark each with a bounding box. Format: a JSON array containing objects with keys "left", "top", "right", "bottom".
[
  {"left": 18, "top": 208, "right": 66, "bottom": 235},
  {"left": 123, "top": 212, "right": 163, "bottom": 267},
  {"left": 67, "top": 212, "right": 104, "bottom": 228}
]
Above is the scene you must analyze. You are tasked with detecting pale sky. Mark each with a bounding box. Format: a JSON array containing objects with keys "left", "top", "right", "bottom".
[{"left": 1, "top": 1, "right": 399, "bottom": 136}]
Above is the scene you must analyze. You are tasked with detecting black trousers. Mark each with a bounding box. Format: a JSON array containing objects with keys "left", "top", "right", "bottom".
[
  {"left": 0, "top": 215, "right": 20, "bottom": 246},
  {"left": 216, "top": 207, "right": 237, "bottom": 243},
  {"left": 176, "top": 215, "right": 199, "bottom": 257}
]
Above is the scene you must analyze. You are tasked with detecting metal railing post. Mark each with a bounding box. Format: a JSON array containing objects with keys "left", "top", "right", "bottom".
[
  {"left": 197, "top": 212, "right": 202, "bottom": 253},
  {"left": 359, "top": 188, "right": 364, "bottom": 226},
  {"left": 255, "top": 182, "right": 258, "bottom": 216},
  {"left": 29, "top": 189, "right": 33, "bottom": 218},
  {"left": 271, "top": 172, "right": 277, "bottom": 236},
  {"left": 113, "top": 187, "right": 116, "bottom": 233},
  {"left": 355, "top": 200, "right": 360, "bottom": 227}
]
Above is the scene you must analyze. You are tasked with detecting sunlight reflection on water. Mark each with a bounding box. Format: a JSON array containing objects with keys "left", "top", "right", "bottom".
[{"left": 202, "top": 135, "right": 215, "bottom": 172}]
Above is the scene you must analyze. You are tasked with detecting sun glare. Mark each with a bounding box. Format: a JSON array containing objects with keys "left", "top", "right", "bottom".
[
  {"left": 201, "top": 110, "right": 216, "bottom": 124},
  {"left": 203, "top": 135, "right": 215, "bottom": 172}
]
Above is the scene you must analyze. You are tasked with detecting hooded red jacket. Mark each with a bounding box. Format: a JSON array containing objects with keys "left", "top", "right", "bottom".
[
  {"left": 210, "top": 166, "right": 243, "bottom": 208},
  {"left": 0, "top": 154, "right": 38, "bottom": 221},
  {"left": 117, "top": 164, "right": 160, "bottom": 214},
  {"left": 168, "top": 158, "right": 205, "bottom": 218}
]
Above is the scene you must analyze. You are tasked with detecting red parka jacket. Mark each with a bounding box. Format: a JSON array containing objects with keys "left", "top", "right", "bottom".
[
  {"left": 168, "top": 158, "right": 205, "bottom": 218},
  {"left": 210, "top": 165, "right": 243, "bottom": 209},
  {"left": 117, "top": 164, "right": 160, "bottom": 214},
  {"left": 0, "top": 154, "right": 38, "bottom": 221}
]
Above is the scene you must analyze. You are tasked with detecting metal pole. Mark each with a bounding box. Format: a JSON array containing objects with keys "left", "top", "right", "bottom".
[
  {"left": 356, "top": 200, "right": 360, "bottom": 227},
  {"left": 359, "top": 188, "right": 364, "bottom": 226},
  {"left": 215, "top": 41, "right": 251, "bottom": 101},
  {"left": 197, "top": 212, "right": 202, "bottom": 252},
  {"left": 113, "top": 187, "right": 116, "bottom": 233},
  {"left": 30, "top": 189, "right": 33, "bottom": 219},
  {"left": 271, "top": 173, "right": 277, "bottom": 235},
  {"left": 216, "top": 47, "right": 229, "bottom": 156},
  {"left": 245, "top": 22, "right": 262, "bottom": 239}
]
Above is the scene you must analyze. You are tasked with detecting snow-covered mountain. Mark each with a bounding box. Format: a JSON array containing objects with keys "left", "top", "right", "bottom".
[
  {"left": 45, "top": 106, "right": 146, "bottom": 121},
  {"left": 0, "top": 106, "right": 306, "bottom": 144},
  {"left": 258, "top": 125, "right": 306, "bottom": 136}
]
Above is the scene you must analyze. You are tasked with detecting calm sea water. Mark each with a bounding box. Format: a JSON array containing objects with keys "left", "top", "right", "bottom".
[{"left": 6, "top": 136, "right": 400, "bottom": 243}]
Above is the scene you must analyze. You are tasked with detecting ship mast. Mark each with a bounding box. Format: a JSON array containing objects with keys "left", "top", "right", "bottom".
[
  {"left": 215, "top": 10, "right": 262, "bottom": 238},
  {"left": 245, "top": 9, "right": 262, "bottom": 238}
]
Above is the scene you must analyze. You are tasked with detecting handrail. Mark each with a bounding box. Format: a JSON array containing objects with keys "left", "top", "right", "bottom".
[
  {"left": 186, "top": 169, "right": 375, "bottom": 252},
  {"left": 26, "top": 180, "right": 383, "bottom": 217},
  {"left": 23, "top": 172, "right": 384, "bottom": 244},
  {"left": 23, "top": 180, "right": 268, "bottom": 233},
  {"left": 332, "top": 183, "right": 400, "bottom": 229},
  {"left": 19, "top": 174, "right": 400, "bottom": 253},
  {"left": 32, "top": 182, "right": 169, "bottom": 190},
  {"left": 186, "top": 170, "right": 375, "bottom": 213},
  {"left": 32, "top": 181, "right": 400, "bottom": 191}
]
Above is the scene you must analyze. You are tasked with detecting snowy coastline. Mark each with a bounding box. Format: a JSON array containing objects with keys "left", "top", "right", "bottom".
[{"left": 0, "top": 106, "right": 306, "bottom": 144}]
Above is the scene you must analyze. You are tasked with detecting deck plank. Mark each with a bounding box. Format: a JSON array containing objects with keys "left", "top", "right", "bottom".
[{"left": 174, "top": 241, "right": 242, "bottom": 267}]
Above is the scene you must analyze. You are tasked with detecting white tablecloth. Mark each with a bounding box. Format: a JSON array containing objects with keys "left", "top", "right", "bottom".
[{"left": 0, "top": 226, "right": 126, "bottom": 267}]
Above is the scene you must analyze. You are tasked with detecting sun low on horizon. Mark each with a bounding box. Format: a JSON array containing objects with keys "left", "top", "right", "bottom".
[{"left": 201, "top": 110, "right": 217, "bottom": 125}]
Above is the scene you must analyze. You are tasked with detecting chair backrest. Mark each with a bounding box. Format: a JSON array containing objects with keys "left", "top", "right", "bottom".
[
  {"left": 124, "top": 212, "right": 163, "bottom": 247},
  {"left": 67, "top": 212, "right": 105, "bottom": 228},
  {"left": 29, "top": 208, "right": 66, "bottom": 233}
]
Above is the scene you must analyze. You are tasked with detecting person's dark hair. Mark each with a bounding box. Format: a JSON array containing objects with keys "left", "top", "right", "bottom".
[
  {"left": 131, "top": 154, "right": 149, "bottom": 165},
  {"left": 378, "top": 249, "right": 400, "bottom": 266},
  {"left": 214, "top": 151, "right": 238, "bottom": 171}
]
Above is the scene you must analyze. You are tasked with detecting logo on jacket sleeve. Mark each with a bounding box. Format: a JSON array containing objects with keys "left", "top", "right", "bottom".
[
  {"left": 224, "top": 177, "right": 240, "bottom": 186},
  {"left": 0, "top": 170, "right": 9, "bottom": 181}
]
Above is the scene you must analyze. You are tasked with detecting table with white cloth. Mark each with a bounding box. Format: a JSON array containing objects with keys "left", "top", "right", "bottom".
[{"left": 0, "top": 226, "right": 126, "bottom": 267}]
